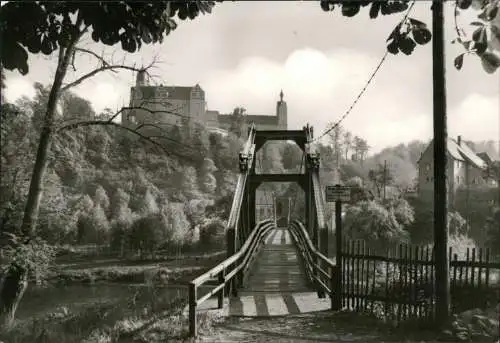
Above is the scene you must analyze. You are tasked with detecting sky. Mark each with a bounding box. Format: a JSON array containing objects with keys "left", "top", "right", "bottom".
[{"left": 3, "top": 1, "right": 500, "bottom": 154}]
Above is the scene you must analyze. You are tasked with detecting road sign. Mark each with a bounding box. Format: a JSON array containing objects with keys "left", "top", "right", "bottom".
[{"left": 325, "top": 185, "right": 351, "bottom": 202}]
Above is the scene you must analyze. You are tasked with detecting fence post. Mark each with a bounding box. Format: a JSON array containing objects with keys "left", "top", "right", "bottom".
[
  {"left": 332, "top": 265, "right": 342, "bottom": 310},
  {"left": 218, "top": 269, "right": 225, "bottom": 309},
  {"left": 189, "top": 282, "right": 197, "bottom": 337}
]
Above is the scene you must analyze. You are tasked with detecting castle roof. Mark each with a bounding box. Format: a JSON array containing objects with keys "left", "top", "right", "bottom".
[
  {"left": 218, "top": 114, "right": 278, "bottom": 125},
  {"left": 132, "top": 84, "right": 204, "bottom": 101}
]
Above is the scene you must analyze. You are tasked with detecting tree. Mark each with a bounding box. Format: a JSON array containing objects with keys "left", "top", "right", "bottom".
[
  {"left": 0, "top": 1, "right": 218, "bottom": 326},
  {"left": 343, "top": 131, "right": 352, "bottom": 160},
  {"left": 368, "top": 162, "right": 394, "bottom": 199},
  {"left": 352, "top": 136, "right": 370, "bottom": 163},
  {"left": 129, "top": 214, "right": 168, "bottom": 259},
  {"left": 282, "top": 142, "right": 303, "bottom": 171},
  {"left": 319, "top": 0, "right": 500, "bottom": 74},
  {"left": 328, "top": 123, "right": 343, "bottom": 166},
  {"left": 200, "top": 158, "right": 218, "bottom": 194},
  {"left": 181, "top": 166, "right": 200, "bottom": 199},
  {"left": 229, "top": 107, "right": 246, "bottom": 138}
]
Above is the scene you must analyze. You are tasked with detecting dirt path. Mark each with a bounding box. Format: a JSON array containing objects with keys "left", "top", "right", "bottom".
[{"left": 194, "top": 312, "right": 442, "bottom": 343}]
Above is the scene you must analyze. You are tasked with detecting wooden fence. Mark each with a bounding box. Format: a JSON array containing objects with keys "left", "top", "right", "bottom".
[{"left": 341, "top": 240, "right": 500, "bottom": 323}]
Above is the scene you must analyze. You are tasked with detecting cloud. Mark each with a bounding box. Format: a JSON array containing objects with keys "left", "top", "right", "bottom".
[
  {"left": 201, "top": 47, "right": 434, "bottom": 153},
  {"left": 201, "top": 47, "right": 499, "bottom": 154},
  {"left": 449, "top": 94, "right": 499, "bottom": 143},
  {"left": 72, "top": 81, "right": 126, "bottom": 114},
  {"left": 3, "top": 77, "right": 35, "bottom": 102},
  {"left": 202, "top": 47, "right": 378, "bottom": 126}
]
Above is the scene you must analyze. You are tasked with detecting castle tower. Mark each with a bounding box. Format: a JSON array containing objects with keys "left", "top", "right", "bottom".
[
  {"left": 136, "top": 69, "right": 148, "bottom": 87},
  {"left": 276, "top": 89, "right": 287, "bottom": 129}
]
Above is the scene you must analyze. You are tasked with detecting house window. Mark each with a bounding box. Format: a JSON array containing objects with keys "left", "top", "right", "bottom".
[
  {"left": 456, "top": 161, "right": 461, "bottom": 168},
  {"left": 426, "top": 164, "right": 430, "bottom": 172},
  {"left": 456, "top": 176, "right": 460, "bottom": 184},
  {"left": 426, "top": 177, "right": 430, "bottom": 182}
]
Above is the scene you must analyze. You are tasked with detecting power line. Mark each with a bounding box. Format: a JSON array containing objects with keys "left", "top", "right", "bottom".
[{"left": 312, "top": 0, "right": 416, "bottom": 144}]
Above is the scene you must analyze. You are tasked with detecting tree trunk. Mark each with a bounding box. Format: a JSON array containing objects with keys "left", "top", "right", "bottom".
[
  {"left": 0, "top": 266, "right": 28, "bottom": 329},
  {"left": 19, "top": 47, "right": 72, "bottom": 237},
  {"left": 0, "top": 44, "right": 75, "bottom": 325}
]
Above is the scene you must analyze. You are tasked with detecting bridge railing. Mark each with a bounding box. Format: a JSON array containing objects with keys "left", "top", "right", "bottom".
[
  {"left": 188, "top": 219, "right": 274, "bottom": 337},
  {"left": 289, "top": 219, "right": 340, "bottom": 310}
]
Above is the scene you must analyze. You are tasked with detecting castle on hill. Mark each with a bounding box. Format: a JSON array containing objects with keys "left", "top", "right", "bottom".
[{"left": 122, "top": 70, "right": 288, "bottom": 132}]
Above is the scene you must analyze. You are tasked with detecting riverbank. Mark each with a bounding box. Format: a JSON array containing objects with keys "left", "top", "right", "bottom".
[
  {"left": 49, "top": 250, "right": 226, "bottom": 285},
  {"left": 0, "top": 250, "right": 226, "bottom": 342}
]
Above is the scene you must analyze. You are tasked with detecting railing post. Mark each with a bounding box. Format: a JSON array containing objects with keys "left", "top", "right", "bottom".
[
  {"left": 189, "top": 282, "right": 197, "bottom": 337},
  {"left": 330, "top": 266, "right": 335, "bottom": 310},
  {"left": 218, "top": 269, "right": 225, "bottom": 309},
  {"left": 237, "top": 255, "right": 244, "bottom": 288},
  {"left": 225, "top": 227, "right": 235, "bottom": 295}
]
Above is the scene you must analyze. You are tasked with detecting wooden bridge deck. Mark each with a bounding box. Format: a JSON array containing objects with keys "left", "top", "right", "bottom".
[{"left": 185, "top": 227, "right": 331, "bottom": 318}]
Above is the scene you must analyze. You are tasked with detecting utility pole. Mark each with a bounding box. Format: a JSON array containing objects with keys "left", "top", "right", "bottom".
[
  {"left": 383, "top": 160, "right": 387, "bottom": 201},
  {"left": 432, "top": 0, "right": 450, "bottom": 327}
]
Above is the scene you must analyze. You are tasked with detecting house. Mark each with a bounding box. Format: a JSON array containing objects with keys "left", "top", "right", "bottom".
[{"left": 417, "top": 135, "right": 496, "bottom": 204}]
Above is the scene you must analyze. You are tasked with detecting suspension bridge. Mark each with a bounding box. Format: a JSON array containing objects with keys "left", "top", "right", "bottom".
[{"left": 186, "top": 124, "right": 339, "bottom": 337}]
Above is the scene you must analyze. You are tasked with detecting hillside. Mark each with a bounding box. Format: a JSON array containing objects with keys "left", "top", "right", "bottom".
[{"left": 1, "top": 85, "right": 245, "bottom": 249}]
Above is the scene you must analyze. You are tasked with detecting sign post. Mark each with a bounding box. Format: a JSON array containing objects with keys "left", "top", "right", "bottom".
[{"left": 325, "top": 184, "right": 350, "bottom": 310}]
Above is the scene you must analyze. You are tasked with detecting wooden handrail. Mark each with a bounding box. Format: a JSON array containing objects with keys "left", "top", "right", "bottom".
[
  {"left": 188, "top": 219, "right": 274, "bottom": 337},
  {"left": 289, "top": 220, "right": 340, "bottom": 310}
]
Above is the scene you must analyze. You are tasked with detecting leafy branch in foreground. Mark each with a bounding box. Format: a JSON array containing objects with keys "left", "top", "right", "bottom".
[{"left": 319, "top": 0, "right": 500, "bottom": 73}]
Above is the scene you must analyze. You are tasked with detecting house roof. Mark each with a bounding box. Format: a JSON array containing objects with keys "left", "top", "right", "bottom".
[
  {"left": 452, "top": 138, "right": 487, "bottom": 169},
  {"left": 477, "top": 152, "right": 493, "bottom": 164},
  {"left": 417, "top": 138, "right": 487, "bottom": 169}
]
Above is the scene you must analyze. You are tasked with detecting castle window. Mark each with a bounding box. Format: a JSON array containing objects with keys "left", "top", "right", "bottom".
[{"left": 157, "top": 88, "right": 169, "bottom": 98}]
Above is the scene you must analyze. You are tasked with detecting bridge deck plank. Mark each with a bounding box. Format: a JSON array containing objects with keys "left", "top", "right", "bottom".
[{"left": 184, "top": 227, "right": 331, "bottom": 318}]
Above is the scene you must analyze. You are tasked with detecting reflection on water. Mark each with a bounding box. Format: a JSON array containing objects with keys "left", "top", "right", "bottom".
[{"left": 17, "top": 283, "right": 187, "bottom": 321}]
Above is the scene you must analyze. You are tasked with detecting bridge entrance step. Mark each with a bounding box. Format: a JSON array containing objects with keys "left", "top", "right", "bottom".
[{"left": 182, "top": 292, "right": 331, "bottom": 317}]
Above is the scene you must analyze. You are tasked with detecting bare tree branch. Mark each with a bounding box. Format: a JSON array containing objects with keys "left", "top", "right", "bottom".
[
  {"left": 73, "top": 47, "right": 116, "bottom": 71},
  {"left": 61, "top": 57, "right": 157, "bottom": 92},
  {"left": 55, "top": 120, "right": 201, "bottom": 161}
]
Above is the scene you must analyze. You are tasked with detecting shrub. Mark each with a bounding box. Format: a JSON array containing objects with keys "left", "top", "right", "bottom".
[
  {"left": 343, "top": 200, "right": 409, "bottom": 254},
  {"left": 199, "top": 218, "right": 226, "bottom": 248},
  {"left": 448, "top": 234, "right": 479, "bottom": 260}
]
